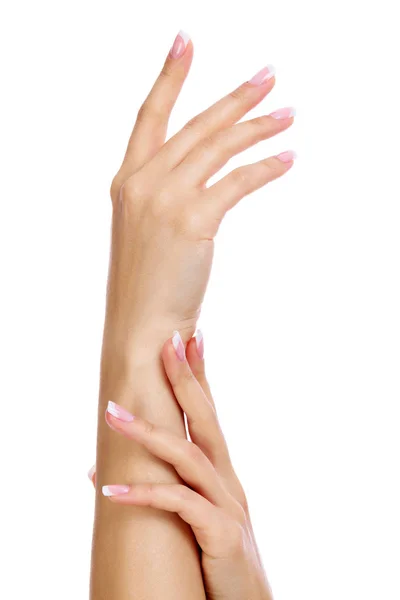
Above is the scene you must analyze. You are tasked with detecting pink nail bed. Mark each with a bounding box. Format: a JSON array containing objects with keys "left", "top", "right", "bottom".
[
  {"left": 269, "top": 107, "right": 296, "bottom": 120},
  {"left": 276, "top": 150, "right": 297, "bottom": 163},
  {"left": 170, "top": 30, "right": 190, "bottom": 59},
  {"left": 172, "top": 330, "right": 185, "bottom": 362},
  {"left": 248, "top": 65, "right": 276, "bottom": 86},
  {"left": 195, "top": 330, "right": 204, "bottom": 359},
  {"left": 102, "top": 485, "right": 130, "bottom": 497},
  {"left": 107, "top": 401, "right": 135, "bottom": 422}
]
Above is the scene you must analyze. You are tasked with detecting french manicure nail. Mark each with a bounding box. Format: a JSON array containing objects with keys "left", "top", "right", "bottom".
[
  {"left": 269, "top": 107, "right": 296, "bottom": 120},
  {"left": 195, "top": 330, "right": 204, "bottom": 359},
  {"left": 276, "top": 150, "right": 297, "bottom": 163},
  {"left": 107, "top": 401, "right": 135, "bottom": 422},
  {"left": 87, "top": 465, "right": 96, "bottom": 481},
  {"left": 248, "top": 64, "right": 276, "bottom": 86},
  {"left": 170, "top": 30, "right": 190, "bottom": 59},
  {"left": 102, "top": 485, "right": 130, "bottom": 497},
  {"left": 172, "top": 330, "right": 185, "bottom": 362}
]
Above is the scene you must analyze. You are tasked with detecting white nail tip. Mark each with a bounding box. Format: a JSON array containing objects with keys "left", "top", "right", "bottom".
[
  {"left": 172, "top": 330, "right": 182, "bottom": 351},
  {"left": 102, "top": 485, "right": 130, "bottom": 497},
  {"left": 178, "top": 30, "right": 191, "bottom": 46},
  {"left": 87, "top": 465, "right": 96, "bottom": 480},
  {"left": 107, "top": 400, "right": 119, "bottom": 418},
  {"left": 270, "top": 107, "right": 296, "bottom": 120},
  {"left": 195, "top": 330, "right": 203, "bottom": 348},
  {"left": 265, "top": 64, "right": 276, "bottom": 78}
]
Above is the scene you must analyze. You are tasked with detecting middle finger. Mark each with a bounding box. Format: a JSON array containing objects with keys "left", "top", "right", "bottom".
[{"left": 146, "top": 64, "right": 276, "bottom": 175}]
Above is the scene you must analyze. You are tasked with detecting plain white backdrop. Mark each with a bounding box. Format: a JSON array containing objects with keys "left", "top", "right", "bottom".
[{"left": 1, "top": 1, "right": 399, "bottom": 598}]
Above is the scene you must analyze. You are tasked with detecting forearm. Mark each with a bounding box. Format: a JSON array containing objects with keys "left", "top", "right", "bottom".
[{"left": 90, "top": 324, "right": 206, "bottom": 600}]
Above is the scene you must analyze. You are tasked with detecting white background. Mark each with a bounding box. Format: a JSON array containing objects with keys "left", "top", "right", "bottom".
[{"left": 1, "top": 1, "right": 399, "bottom": 598}]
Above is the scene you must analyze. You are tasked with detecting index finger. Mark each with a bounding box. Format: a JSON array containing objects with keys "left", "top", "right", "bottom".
[
  {"left": 111, "top": 30, "right": 193, "bottom": 196},
  {"left": 162, "top": 332, "right": 232, "bottom": 472}
]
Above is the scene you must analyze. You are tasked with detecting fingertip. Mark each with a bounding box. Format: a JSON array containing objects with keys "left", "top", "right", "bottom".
[
  {"left": 275, "top": 149, "right": 297, "bottom": 164},
  {"left": 88, "top": 464, "right": 96, "bottom": 482},
  {"left": 186, "top": 333, "right": 205, "bottom": 376},
  {"left": 161, "top": 336, "right": 174, "bottom": 362},
  {"left": 195, "top": 329, "right": 204, "bottom": 360},
  {"left": 162, "top": 335, "right": 181, "bottom": 367},
  {"left": 168, "top": 29, "right": 194, "bottom": 63}
]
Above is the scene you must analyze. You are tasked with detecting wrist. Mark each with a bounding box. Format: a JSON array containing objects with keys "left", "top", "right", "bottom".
[
  {"left": 101, "top": 311, "right": 197, "bottom": 368},
  {"left": 98, "top": 321, "right": 193, "bottom": 429}
]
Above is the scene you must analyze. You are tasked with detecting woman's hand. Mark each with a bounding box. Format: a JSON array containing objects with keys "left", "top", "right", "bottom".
[
  {"left": 91, "top": 330, "right": 272, "bottom": 600},
  {"left": 104, "top": 31, "right": 295, "bottom": 357}
]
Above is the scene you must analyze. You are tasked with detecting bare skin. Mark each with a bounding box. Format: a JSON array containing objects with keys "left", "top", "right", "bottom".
[
  {"left": 91, "top": 333, "right": 273, "bottom": 600},
  {"left": 90, "top": 30, "right": 294, "bottom": 600}
]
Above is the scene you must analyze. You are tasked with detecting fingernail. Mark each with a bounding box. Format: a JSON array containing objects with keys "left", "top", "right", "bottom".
[
  {"left": 172, "top": 330, "right": 185, "bottom": 362},
  {"left": 248, "top": 65, "right": 275, "bottom": 86},
  {"left": 195, "top": 330, "right": 204, "bottom": 359},
  {"left": 87, "top": 465, "right": 96, "bottom": 481},
  {"left": 269, "top": 107, "right": 296, "bottom": 120},
  {"left": 169, "top": 30, "right": 190, "bottom": 59},
  {"left": 276, "top": 150, "right": 297, "bottom": 163},
  {"left": 107, "top": 401, "right": 135, "bottom": 422},
  {"left": 102, "top": 485, "right": 130, "bottom": 497}
]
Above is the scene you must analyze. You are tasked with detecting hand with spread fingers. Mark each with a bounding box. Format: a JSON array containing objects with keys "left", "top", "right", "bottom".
[
  {"left": 89, "top": 330, "right": 272, "bottom": 600},
  {"left": 103, "top": 30, "right": 295, "bottom": 357}
]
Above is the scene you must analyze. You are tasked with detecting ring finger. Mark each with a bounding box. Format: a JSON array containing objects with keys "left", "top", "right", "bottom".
[{"left": 170, "top": 107, "right": 295, "bottom": 187}]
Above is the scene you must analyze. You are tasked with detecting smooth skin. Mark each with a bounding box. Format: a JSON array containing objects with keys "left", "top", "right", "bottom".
[
  {"left": 103, "top": 36, "right": 294, "bottom": 356},
  {"left": 91, "top": 30, "right": 294, "bottom": 600},
  {"left": 91, "top": 332, "right": 273, "bottom": 600}
]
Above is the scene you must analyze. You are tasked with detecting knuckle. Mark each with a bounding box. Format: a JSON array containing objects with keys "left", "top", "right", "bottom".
[
  {"left": 110, "top": 175, "right": 123, "bottom": 202},
  {"left": 153, "top": 186, "right": 175, "bottom": 211},
  {"left": 122, "top": 173, "right": 147, "bottom": 200},
  {"left": 177, "top": 207, "right": 209, "bottom": 239},
  {"left": 144, "top": 483, "right": 157, "bottom": 507},
  {"left": 144, "top": 482, "right": 155, "bottom": 495},
  {"left": 249, "top": 115, "right": 273, "bottom": 135},
  {"left": 259, "top": 160, "right": 276, "bottom": 178},
  {"left": 137, "top": 101, "right": 167, "bottom": 125},
  {"left": 229, "top": 85, "right": 248, "bottom": 103},
  {"left": 200, "top": 134, "right": 216, "bottom": 153},
  {"left": 183, "top": 114, "right": 204, "bottom": 132},
  {"left": 231, "top": 167, "right": 249, "bottom": 189},
  {"left": 252, "top": 114, "right": 271, "bottom": 128},
  {"left": 176, "top": 484, "right": 190, "bottom": 502},
  {"left": 136, "top": 102, "right": 149, "bottom": 123},
  {"left": 143, "top": 419, "right": 155, "bottom": 435},
  {"left": 225, "top": 519, "right": 245, "bottom": 554},
  {"left": 185, "top": 441, "right": 204, "bottom": 463}
]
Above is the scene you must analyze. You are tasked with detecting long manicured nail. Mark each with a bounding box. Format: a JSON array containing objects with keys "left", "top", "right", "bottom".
[
  {"left": 102, "top": 485, "right": 130, "bottom": 497},
  {"left": 195, "top": 330, "right": 204, "bottom": 359},
  {"left": 172, "top": 330, "right": 185, "bottom": 362},
  {"left": 88, "top": 465, "right": 96, "bottom": 481},
  {"left": 270, "top": 107, "right": 296, "bottom": 120},
  {"left": 276, "top": 150, "right": 297, "bottom": 163},
  {"left": 107, "top": 401, "right": 135, "bottom": 422},
  {"left": 248, "top": 65, "right": 275, "bottom": 86},
  {"left": 169, "top": 30, "right": 190, "bottom": 59}
]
